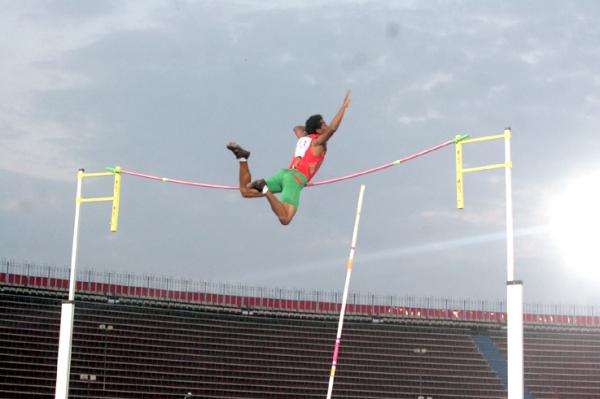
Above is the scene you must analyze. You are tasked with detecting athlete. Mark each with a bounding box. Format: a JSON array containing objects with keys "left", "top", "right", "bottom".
[{"left": 226, "top": 91, "right": 351, "bottom": 225}]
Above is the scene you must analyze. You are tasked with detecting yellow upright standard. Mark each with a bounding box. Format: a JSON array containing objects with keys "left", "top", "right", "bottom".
[
  {"left": 454, "top": 128, "right": 523, "bottom": 399},
  {"left": 455, "top": 129, "right": 512, "bottom": 209},
  {"left": 55, "top": 166, "right": 122, "bottom": 399},
  {"left": 77, "top": 166, "right": 122, "bottom": 232}
]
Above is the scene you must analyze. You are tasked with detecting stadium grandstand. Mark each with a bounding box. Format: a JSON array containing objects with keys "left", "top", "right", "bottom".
[{"left": 2, "top": 259, "right": 600, "bottom": 398}]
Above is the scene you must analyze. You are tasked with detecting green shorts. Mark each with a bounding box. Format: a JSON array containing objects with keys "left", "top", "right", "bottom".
[{"left": 265, "top": 169, "right": 308, "bottom": 209}]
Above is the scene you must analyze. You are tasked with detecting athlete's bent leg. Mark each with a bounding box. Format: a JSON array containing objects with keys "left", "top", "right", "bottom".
[
  {"left": 265, "top": 192, "right": 297, "bottom": 225},
  {"left": 227, "top": 142, "right": 263, "bottom": 198},
  {"left": 238, "top": 162, "right": 264, "bottom": 198}
]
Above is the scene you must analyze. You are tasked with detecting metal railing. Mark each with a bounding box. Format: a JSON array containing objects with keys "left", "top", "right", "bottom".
[{"left": 1, "top": 258, "right": 598, "bottom": 323}]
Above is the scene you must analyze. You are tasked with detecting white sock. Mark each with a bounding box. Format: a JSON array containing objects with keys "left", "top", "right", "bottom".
[
  {"left": 262, "top": 185, "right": 269, "bottom": 194},
  {"left": 238, "top": 158, "right": 247, "bottom": 162}
]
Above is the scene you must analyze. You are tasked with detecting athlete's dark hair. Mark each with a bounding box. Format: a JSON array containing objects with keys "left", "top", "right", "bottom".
[{"left": 305, "top": 114, "right": 323, "bottom": 134}]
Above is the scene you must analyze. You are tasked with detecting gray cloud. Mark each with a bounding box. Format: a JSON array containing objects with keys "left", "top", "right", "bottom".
[{"left": 2, "top": 1, "right": 600, "bottom": 306}]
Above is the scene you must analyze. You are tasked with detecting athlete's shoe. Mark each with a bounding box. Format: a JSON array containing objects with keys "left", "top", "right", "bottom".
[
  {"left": 226, "top": 142, "right": 250, "bottom": 160},
  {"left": 248, "top": 179, "right": 267, "bottom": 193}
]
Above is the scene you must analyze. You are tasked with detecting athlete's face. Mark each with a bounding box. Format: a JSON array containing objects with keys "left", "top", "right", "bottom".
[{"left": 316, "top": 119, "right": 327, "bottom": 134}]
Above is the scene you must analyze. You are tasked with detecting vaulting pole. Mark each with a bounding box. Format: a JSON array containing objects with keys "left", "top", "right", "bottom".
[{"left": 326, "top": 184, "right": 366, "bottom": 399}]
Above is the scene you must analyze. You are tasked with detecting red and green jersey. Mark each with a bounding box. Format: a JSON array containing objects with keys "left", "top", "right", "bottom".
[{"left": 289, "top": 134, "right": 326, "bottom": 182}]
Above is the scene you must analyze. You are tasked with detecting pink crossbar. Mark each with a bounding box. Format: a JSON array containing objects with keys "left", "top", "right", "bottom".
[{"left": 118, "top": 138, "right": 455, "bottom": 189}]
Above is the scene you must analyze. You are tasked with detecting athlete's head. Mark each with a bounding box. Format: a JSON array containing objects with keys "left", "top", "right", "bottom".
[{"left": 305, "top": 114, "right": 324, "bottom": 134}]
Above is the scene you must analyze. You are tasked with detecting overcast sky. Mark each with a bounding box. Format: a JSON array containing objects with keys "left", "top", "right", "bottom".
[{"left": 1, "top": 0, "right": 600, "bottom": 306}]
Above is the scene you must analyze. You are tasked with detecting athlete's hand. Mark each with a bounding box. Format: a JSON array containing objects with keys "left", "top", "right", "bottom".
[{"left": 342, "top": 90, "right": 352, "bottom": 108}]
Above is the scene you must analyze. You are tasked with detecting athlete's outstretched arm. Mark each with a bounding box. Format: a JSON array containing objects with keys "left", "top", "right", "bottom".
[{"left": 314, "top": 90, "right": 351, "bottom": 145}]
